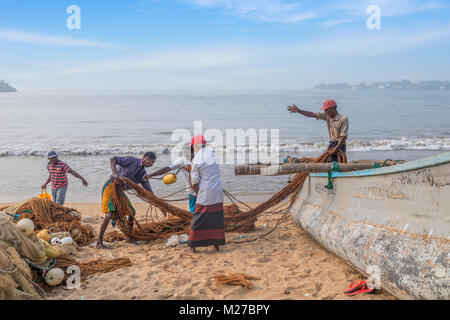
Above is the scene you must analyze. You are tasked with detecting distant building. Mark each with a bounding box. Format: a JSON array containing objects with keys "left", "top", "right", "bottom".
[{"left": 314, "top": 80, "right": 449, "bottom": 90}]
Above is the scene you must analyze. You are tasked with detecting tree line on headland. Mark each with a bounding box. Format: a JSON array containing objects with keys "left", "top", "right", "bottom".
[{"left": 315, "top": 80, "right": 450, "bottom": 90}]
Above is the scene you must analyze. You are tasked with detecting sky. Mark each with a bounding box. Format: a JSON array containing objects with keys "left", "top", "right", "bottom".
[{"left": 0, "top": 0, "right": 450, "bottom": 92}]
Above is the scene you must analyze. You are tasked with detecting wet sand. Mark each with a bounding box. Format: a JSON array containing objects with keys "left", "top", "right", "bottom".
[{"left": 2, "top": 202, "right": 395, "bottom": 300}]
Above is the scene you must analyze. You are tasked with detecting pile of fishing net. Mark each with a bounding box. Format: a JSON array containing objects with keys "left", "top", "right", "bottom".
[
  {"left": 111, "top": 150, "right": 345, "bottom": 242},
  {"left": 0, "top": 211, "right": 133, "bottom": 300},
  {"left": 0, "top": 198, "right": 95, "bottom": 246},
  {"left": 0, "top": 213, "right": 47, "bottom": 300}
]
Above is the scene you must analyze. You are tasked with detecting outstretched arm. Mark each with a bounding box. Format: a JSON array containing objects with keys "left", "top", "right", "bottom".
[
  {"left": 69, "top": 169, "right": 88, "bottom": 187},
  {"left": 145, "top": 166, "right": 171, "bottom": 180},
  {"left": 287, "top": 104, "right": 316, "bottom": 118}
]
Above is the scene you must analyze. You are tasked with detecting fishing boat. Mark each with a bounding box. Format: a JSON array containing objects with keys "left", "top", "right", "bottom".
[{"left": 290, "top": 152, "right": 450, "bottom": 300}]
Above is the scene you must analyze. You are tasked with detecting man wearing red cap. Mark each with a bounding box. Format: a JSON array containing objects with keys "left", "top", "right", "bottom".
[
  {"left": 287, "top": 99, "right": 349, "bottom": 162},
  {"left": 188, "top": 135, "right": 225, "bottom": 253}
]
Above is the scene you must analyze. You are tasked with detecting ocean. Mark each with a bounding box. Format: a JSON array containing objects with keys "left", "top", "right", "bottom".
[{"left": 0, "top": 89, "right": 449, "bottom": 203}]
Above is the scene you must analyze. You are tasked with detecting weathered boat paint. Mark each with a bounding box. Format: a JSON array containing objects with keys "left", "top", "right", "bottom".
[{"left": 291, "top": 152, "right": 450, "bottom": 300}]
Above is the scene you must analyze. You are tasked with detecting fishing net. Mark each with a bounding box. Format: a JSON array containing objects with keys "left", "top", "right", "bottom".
[
  {"left": 0, "top": 214, "right": 46, "bottom": 300},
  {"left": 207, "top": 273, "right": 260, "bottom": 290},
  {"left": 0, "top": 198, "right": 95, "bottom": 246},
  {"left": 104, "top": 231, "right": 127, "bottom": 242},
  {"left": 55, "top": 255, "right": 132, "bottom": 279},
  {"left": 111, "top": 150, "right": 346, "bottom": 242}
]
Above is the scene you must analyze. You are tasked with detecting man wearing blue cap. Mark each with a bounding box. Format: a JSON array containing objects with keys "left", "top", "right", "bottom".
[{"left": 42, "top": 151, "right": 88, "bottom": 205}]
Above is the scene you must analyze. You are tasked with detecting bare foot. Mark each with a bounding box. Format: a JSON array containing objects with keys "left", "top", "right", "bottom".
[
  {"left": 190, "top": 247, "right": 197, "bottom": 253},
  {"left": 214, "top": 245, "right": 220, "bottom": 252},
  {"left": 96, "top": 242, "right": 108, "bottom": 249}
]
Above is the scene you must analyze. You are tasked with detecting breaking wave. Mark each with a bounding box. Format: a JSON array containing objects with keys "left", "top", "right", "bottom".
[{"left": 0, "top": 137, "right": 449, "bottom": 157}]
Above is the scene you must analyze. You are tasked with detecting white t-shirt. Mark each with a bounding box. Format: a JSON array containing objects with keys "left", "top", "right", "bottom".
[
  {"left": 169, "top": 156, "right": 195, "bottom": 196},
  {"left": 191, "top": 148, "right": 223, "bottom": 205}
]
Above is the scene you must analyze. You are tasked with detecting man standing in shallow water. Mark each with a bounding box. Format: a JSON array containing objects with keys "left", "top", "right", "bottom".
[
  {"left": 97, "top": 152, "right": 156, "bottom": 248},
  {"left": 287, "top": 99, "right": 349, "bottom": 162}
]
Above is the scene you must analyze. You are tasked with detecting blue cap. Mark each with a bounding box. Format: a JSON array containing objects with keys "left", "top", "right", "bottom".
[{"left": 48, "top": 151, "right": 57, "bottom": 158}]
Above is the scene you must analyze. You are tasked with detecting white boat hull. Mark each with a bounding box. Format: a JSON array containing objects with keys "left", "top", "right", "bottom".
[{"left": 291, "top": 153, "right": 450, "bottom": 299}]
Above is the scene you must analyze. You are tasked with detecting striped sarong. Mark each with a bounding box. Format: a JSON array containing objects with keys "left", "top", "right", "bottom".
[{"left": 188, "top": 202, "right": 225, "bottom": 248}]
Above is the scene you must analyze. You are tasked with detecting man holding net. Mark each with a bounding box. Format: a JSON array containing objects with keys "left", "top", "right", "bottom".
[
  {"left": 97, "top": 152, "right": 157, "bottom": 249},
  {"left": 287, "top": 99, "right": 349, "bottom": 163}
]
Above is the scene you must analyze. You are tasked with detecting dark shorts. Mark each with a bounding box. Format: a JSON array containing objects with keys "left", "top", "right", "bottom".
[{"left": 327, "top": 141, "right": 347, "bottom": 163}]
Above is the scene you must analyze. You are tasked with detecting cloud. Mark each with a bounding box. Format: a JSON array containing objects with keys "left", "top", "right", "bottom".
[
  {"left": 0, "top": 29, "right": 119, "bottom": 48},
  {"left": 185, "top": 0, "right": 319, "bottom": 23},
  {"left": 291, "top": 23, "right": 450, "bottom": 57},
  {"left": 319, "top": 0, "right": 449, "bottom": 27},
  {"left": 8, "top": 46, "right": 251, "bottom": 78}
]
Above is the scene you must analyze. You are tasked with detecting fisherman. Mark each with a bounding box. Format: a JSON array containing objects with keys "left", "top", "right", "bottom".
[
  {"left": 42, "top": 151, "right": 88, "bottom": 205},
  {"left": 146, "top": 143, "right": 197, "bottom": 213},
  {"left": 287, "top": 99, "right": 349, "bottom": 162},
  {"left": 97, "top": 152, "right": 157, "bottom": 249},
  {"left": 188, "top": 135, "right": 225, "bottom": 253}
]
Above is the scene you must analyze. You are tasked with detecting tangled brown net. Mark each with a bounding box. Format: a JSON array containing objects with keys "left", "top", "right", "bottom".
[
  {"left": 207, "top": 273, "right": 260, "bottom": 290},
  {"left": 0, "top": 198, "right": 95, "bottom": 246},
  {"left": 104, "top": 230, "right": 127, "bottom": 242},
  {"left": 55, "top": 255, "right": 132, "bottom": 279},
  {"left": 111, "top": 150, "right": 346, "bottom": 242}
]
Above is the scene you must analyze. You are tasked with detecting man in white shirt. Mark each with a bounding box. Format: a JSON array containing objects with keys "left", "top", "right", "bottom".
[{"left": 188, "top": 135, "right": 225, "bottom": 253}]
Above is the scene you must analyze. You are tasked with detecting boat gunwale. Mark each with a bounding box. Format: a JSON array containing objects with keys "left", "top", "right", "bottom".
[{"left": 310, "top": 151, "right": 450, "bottom": 179}]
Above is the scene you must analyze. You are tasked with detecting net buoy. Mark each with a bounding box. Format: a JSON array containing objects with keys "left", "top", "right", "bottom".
[
  {"left": 60, "top": 237, "right": 73, "bottom": 245},
  {"left": 50, "top": 237, "right": 62, "bottom": 246},
  {"left": 37, "top": 229, "right": 52, "bottom": 242},
  {"left": 163, "top": 173, "right": 177, "bottom": 185},
  {"left": 45, "top": 268, "right": 65, "bottom": 286},
  {"left": 16, "top": 218, "right": 34, "bottom": 236},
  {"left": 40, "top": 240, "right": 60, "bottom": 259}
]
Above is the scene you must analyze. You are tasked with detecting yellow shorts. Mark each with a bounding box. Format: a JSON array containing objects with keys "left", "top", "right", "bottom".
[{"left": 101, "top": 177, "right": 135, "bottom": 214}]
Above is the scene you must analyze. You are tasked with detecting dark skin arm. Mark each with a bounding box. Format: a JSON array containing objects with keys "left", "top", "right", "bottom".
[
  {"left": 42, "top": 175, "right": 51, "bottom": 190},
  {"left": 110, "top": 157, "right": 119, "bottom": 178},
  {"left": 144, "top": 166, "right": 171, "bottom": 180},
  {"left": 192, "top": 183, "right": 199, "bottom": 195},
  {"left": 329, "top": 136, "right": 347, "bottom": 155},
  {"left": 287, "top": 104, "right": 317, "bottom": 118},
  {"left": 69, "top": 169, "right": 88, "bottom": 187}
]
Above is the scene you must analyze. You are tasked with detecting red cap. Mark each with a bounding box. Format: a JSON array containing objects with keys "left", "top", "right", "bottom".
[
  {"left": 190, "top": 135, "right": 207, "bottom": 146},
  {"left": 321, "top": 99, "right": 337, "bottom": 110}
]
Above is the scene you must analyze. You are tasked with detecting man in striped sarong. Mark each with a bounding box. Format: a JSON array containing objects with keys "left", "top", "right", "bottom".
[{"left": 188, "top": 135, "right": 225, "bottom": 253}]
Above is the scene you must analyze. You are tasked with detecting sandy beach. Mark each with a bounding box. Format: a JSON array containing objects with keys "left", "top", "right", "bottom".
[{"left": 0, "top": 201, "right": 395, "bottom": 300}]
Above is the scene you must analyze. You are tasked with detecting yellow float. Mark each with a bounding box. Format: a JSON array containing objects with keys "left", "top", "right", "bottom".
[
  {"left": 40, "top": 239, "right": 60, "bottom": 259},
  {"left": 37, "top": 229, "right": 52, "bottom": 242},
  {"left": 163, "top": 173, "right": 177, "bottom": 185}
]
